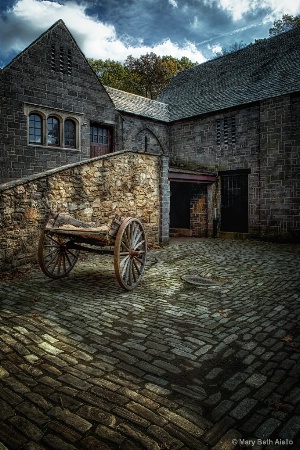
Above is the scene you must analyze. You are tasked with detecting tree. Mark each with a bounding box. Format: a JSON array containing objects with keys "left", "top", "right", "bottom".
[
  {"left": 162, "top": 55, "right": 197, "bottom": 73},
  {"left": 88, "top": 58, "right": 142, "bottom": 94},
  {"left": 214, "top": 40, "right": 247, "bottom": 57},
  {"left": 124, "top": 53, "right": 168, "bottom": 99},
  {"left": 125, "top": 53, "right": 197, "bottom": 99},
  {"left": 269, "top": 14, "right": 300, "bottom": 36},
  {"left": 89, "top": 54, "right": 197, "bottom": 99}
]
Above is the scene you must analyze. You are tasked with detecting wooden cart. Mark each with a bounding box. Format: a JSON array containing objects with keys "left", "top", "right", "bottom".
[{"left": 38, "top": 212, "right": 147, "bottom": 291}]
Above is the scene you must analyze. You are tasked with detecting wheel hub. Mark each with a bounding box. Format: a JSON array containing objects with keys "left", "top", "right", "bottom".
[{"left": 129, "top": 249, "right": 139, "bottom": 258}]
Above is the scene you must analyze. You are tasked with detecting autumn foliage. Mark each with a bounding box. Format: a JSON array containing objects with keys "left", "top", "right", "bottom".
[{"left": 88, "top": 53, "right": 197, "bottom": 99}]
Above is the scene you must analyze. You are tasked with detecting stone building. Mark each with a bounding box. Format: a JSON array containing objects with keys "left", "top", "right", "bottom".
[
  {"left": 0, "top": 20, "right": 116, "bottom": 183},
  {"left": 158, "top": 28, "right": 300, "bottom": 241},
  {"left": 1, "top": 20, "right": 299, "bottom": 241},
  {"left": 107, "top": 27, "right": 300, "bottom": 241}
]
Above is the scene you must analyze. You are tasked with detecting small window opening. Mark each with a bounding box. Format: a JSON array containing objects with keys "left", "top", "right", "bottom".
[
  {"left": 67, "top": 49, "right": 72, "bottom": 75},
  {"left": 216, "top": 119, "right": 221, "bottom": 146},
  {"left": 216, "top": 116, "right": 236, "bottom": 146},
  {"left": 224, "top": 118, "right": 228, "bottom": 145},
  {"left": 51, "top": 44, "right": 56, "bottom": 71},
  {"left": 59, "top": 46, "right": 64, "bottom": 73},
  {"left": 231, "top": 116, "right": 236, "bottom": 144}
]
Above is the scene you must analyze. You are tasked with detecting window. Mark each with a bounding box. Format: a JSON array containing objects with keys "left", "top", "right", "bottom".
[
  {"left": 90, "top": 126, "right": 108, "bottom": 145},
  {"left": 29, "top": 113, "right": 42, "bottom": 144},
  {"left": 25, "top": 104, "right": 81, "bottom": 150},
  {"left": 64, "top": 119, "right": 76, "bottom": 147},
  {"left": 47, "top": 116, "right": 60, "bottom": 146}
]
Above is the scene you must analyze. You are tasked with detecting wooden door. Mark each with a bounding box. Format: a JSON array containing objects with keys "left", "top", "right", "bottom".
[{"left": 90, "top": 125, "right": 112, "bottom": 157}]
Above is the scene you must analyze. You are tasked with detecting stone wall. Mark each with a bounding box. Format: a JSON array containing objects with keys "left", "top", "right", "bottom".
[
  {"left": 190, "top": 186, "right": 208, "bottom": 237},
  {"left": 0, "top": 21, "right": 116, "bottom": 183},
  {"left": 0, "top": 151, "right": 164, "bottom": 272},
  {"left": 169, "top": 105, "right": 259, "bottom": 171},
  {"left": 119, "top": 114, "right": 169, "bottom": 156},
  {"left": 159, "top": 156, "right": 170, "bottom": 244},
  {"left": 259, "top": 93, "right": 300, "bottom": 239},
  {"left": 168, "top": 95, "right": 300, "bottom": 240}
]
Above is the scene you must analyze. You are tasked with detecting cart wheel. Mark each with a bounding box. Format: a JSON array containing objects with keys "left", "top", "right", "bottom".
[
  {"left": 114, "top": 218, "right": 147, "bottom": 291},
  {"left": 38, "top": 230, "right": 79, "bottom": 279}
]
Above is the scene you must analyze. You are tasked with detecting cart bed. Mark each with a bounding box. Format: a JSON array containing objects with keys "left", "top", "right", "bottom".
[{"left": 38, "top": 212, "right": 148, "bottom": 290}]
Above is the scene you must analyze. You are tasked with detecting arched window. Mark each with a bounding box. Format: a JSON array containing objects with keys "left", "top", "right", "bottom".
[
  {"left": 47, "top": 116, "right": 60, "bottom": 146},
  {"left": 27, "top": 107, "right": 81, "bottom": 149},
  {"left": 64, "top": 119, "right": 76, "bottom": 147},
  {"left": 29, "top": 113, "right": 42, "bottom": 144}
]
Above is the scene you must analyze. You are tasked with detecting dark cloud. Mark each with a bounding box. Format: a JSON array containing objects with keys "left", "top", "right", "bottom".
[
  {"left": 0, "top": 19, "right": 45, "bottom": 63},
  {"left": 86, "top": 0, "right": 232, "bottom": 47},
  {"left": 86, "top": 0, "right": 177, "bottom": 44},
  {"left": 0, "top": 0, "right": 299, "bottom": 67},
  {"left": 0, "top": 0, "right": 17, "bottom": 15},
  {"left": 85, "top": 0, "right": 268, "bottom": 55}
]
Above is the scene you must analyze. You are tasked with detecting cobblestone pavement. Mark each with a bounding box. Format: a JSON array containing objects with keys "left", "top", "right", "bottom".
[{"left": 1, "top": 238, "right": 300, "bottom": 450}]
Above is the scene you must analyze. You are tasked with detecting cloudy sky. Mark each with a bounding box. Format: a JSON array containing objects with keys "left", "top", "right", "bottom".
[{"left": 0, "top": 0, "right": 299, "bottom": 68}]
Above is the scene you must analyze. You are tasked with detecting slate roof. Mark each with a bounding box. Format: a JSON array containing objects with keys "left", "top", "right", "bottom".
[
  {"left": 105, "top": 86, "right": 169, "bottom": 122},
  {"left": 158, "top": 27, "right": 300, "bottom": 121}
]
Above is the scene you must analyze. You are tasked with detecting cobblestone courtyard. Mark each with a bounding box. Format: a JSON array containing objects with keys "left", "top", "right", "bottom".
[{"left": 0, "top": 238, "right": 300, "bottom": 450}]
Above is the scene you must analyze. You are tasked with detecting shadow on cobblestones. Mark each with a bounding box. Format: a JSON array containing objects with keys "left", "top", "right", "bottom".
[{"left": 1, "top": 238, "right": 300, "bottom": 450}]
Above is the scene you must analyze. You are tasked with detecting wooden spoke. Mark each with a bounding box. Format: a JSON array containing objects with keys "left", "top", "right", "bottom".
[
  {"left": 38, "top": 230, "right": 79, "bottom": 279},
  {"left": 114, "top": 218, "right": 147, "bottom": 290}
]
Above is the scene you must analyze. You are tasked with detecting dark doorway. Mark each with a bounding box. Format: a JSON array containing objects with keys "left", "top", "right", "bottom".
[
  {"left": 220, "top": 172, "right": 249, "bottom": 232},
  {"left": 170, "top": 182, "right": 208, "bottom": 237},
  {"left": 170, "top": 182, "right": 192, "bottom": 228}
]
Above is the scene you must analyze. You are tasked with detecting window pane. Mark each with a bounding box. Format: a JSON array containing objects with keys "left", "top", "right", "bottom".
[
  {"left": 29, "top": 113, "right": 42, "bottom": 144},
  {"left": 103, "top": 128, "right": 108, "bottom": 144},
  {"left": 47, "top": 117, "right": 59, "bottom": 145},
  {"left": 90, "top": 126, "right": 108, "bottom": 145},
  {"left": 64, "top": 119, "right": 75, "bottom": 147}
]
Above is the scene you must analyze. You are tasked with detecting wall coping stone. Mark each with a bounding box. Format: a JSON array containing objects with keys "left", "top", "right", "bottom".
[{"left": 0, "top": 150, "right": 160, "bottom": 193}]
